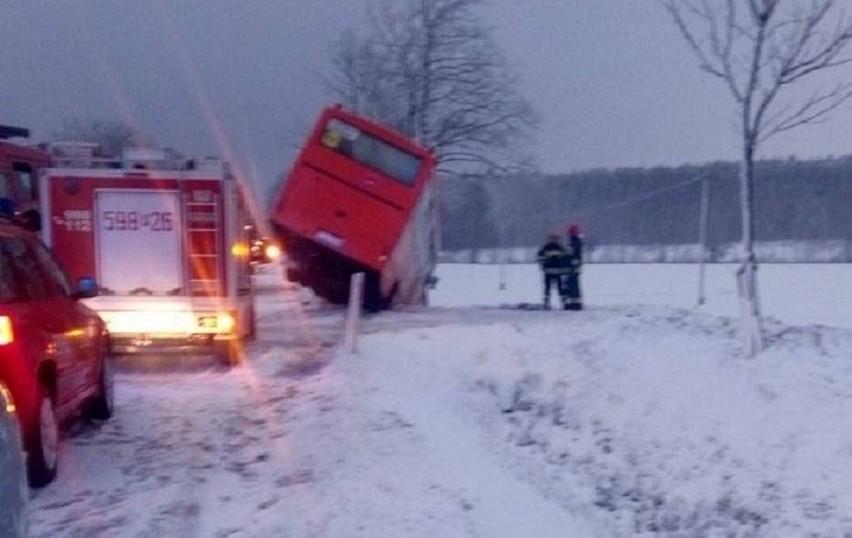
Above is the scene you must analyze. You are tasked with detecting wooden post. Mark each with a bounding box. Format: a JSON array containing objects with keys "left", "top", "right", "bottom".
[
  {"left": 342, "top": 272, "right": 365, "bottom": 355},
  {"left": 697, "top": 175, "right": 709, "bottom": 306}
]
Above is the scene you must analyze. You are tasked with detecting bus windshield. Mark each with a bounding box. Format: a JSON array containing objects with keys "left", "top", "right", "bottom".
[{"left": 319, "top": 118, "right": 423, "bottom": 185}]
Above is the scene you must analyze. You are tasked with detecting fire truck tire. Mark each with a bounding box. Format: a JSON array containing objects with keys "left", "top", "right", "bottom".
[
  {"left": 245, "top": 304, "right": 257, "bottom": 340},
  {"left": 86, "top": 356, "right": 114, "bottom": 421},
  {"left": 19, "top": 209, "right": 42, "bottom": 232},
  {"left": 217, "top": 341, "right": 243, "bottom": 367},
  {"left": 285, "top": 268, "right": 302, "bottom": 284},
  {"left": 25, "top": 385, "right": 59, "bottom": 488}
]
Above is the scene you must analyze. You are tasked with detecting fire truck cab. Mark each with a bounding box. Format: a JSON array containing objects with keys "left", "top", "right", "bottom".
[{"left": 0, "top": 125, "right": 50, "bottom": 231}]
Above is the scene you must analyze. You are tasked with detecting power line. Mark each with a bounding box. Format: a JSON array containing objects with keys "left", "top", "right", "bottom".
[
  {"left": 570, "top": 174, "right": 706, "bottom": 218},
  {"left": 443, "top": 172, "right": 711, "bottom": 232}
]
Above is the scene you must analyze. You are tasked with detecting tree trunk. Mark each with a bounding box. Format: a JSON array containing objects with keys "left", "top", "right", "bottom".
[{"left": 737, "top": 140, "right": 764, "bottom": 355}]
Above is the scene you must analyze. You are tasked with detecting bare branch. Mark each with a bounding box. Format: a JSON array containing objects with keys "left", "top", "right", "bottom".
[
  {"left": 665, "top": 0, "right": 852, "bottom": 145},
  {"left": 326, "top": 0, "right": 538, "bottom": 175},
  {"left": 663, "top": 1, "right": 725, "bottom": 78},
  {"left": 51, "top": 117, "right": 146, "bottom": 157},
  {"left": 760, "top": 81, "right": 852, "bottom": 141}
]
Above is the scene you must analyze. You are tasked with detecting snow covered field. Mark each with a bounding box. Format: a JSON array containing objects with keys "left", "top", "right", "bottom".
[
  {"left": 432, "top": 262, "right": 852, "bottom": 330},
  {"left": 26, "top": 262, "right": 852, "bottom": 537}
]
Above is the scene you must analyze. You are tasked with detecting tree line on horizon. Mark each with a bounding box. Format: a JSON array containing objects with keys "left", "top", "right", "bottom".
[{"left": 439, "top": 156, "right": 852, "bottom": 255}]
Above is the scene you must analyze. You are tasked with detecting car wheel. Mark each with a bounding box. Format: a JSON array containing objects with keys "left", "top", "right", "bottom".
[
  {"left": 87, "top": 357, "right": 114, "bottom": 420},
  {"left": 26, "top": 386, "right": 59, "bottom": 487}
]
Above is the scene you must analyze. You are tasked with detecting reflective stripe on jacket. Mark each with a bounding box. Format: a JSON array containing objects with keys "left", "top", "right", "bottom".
[{"left": 537, "top": 241, "right": 568, "bottom": 274}]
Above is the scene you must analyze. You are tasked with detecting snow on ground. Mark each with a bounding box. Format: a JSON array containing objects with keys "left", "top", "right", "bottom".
[{"left": 26, "top": 262, "right": 852, "bottom": 537}]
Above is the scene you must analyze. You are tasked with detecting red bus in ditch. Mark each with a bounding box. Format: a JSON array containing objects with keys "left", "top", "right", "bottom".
[{"left": 270, "top": 105, "right": 439, "bottom": 310}]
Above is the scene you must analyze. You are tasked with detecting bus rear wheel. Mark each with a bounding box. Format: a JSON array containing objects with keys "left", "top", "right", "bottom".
[{"left": 363, "top": 273, "right": 384, "bottom": 312}]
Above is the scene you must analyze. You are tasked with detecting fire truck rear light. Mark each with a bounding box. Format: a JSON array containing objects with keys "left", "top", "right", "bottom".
[
  {"left": 231, "top": 243, "right": 250, "bottom": 257},
  {"left": 0, "top": 316, "right": 14, "bottom": 345},
  {"left": 217, "top": 313, "right": 236, "bottom": 332},
  {"left": 264, "top": 243, "right": 281, "bottom": 260},
  {"left": 197, "top": 313, "right": 235, "bottom": 332},
  {"left": 197, "top": 316, "right": 216, "bottom": 329}
]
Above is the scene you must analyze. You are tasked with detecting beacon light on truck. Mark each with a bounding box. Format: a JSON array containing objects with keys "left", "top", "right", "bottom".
[{"left": 196, "top": 312, "right": 236, "bottom": 332}]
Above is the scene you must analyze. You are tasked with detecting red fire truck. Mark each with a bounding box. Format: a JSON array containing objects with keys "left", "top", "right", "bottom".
[
  {"left": 270, "top": 105, "right": 439, "bottom": 310},
  {"left": 38, "top": 146, "right": 255, "bottom": 365},
  {"left": 0, "top": 125, "right": 50, "bottom": 230}
]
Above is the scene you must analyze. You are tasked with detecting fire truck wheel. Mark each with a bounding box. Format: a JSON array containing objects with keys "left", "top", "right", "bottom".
[
  {"left": 86, "top": 356, "right": 114, "bottom": 420},
  {"left": 285, "top": 268, "right": 301, "bottom": 283},
  {"left": 26, "top": 385, "right": 59, "bottom": 487},
  {"left": 19, "top": 209, "right": 42, "bottom": 232},
  {"left": 245, "top": 305, "right": 257, "bottom": 340},
  {"left": 217, "top": 341, "right": 243, "bottom": 367}
]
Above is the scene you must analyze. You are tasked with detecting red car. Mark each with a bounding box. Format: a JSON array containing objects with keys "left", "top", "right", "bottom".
[{"left": 0, "top": 221, "right": 113, "bottom": 487}]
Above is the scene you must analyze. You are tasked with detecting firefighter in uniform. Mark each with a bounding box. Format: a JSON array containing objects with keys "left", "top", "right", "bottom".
[
  {"left": 536, "top": 231, "right": 569, "bottom": 310},
  {"left": 563, "top": 223, "right": 584, "bottom": 310}
]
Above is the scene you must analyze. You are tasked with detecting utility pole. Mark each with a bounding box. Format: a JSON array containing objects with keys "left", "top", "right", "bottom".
[
  {"left": 498, "top": 219, "right": 507, "bottom": 290},
  {"left": 697, "top": 175, "right": 710, "bottom": 306}
]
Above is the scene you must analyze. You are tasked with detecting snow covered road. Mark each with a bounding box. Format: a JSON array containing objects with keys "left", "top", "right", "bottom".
[{"left": 28, "top": 270, "right": 596, "bottom": 537}]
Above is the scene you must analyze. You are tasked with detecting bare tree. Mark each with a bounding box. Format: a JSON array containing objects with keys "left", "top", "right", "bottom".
[
  {"left": 663, "top": 0, "right": 852, "bottom": 355},
  {"left": 327, "top": 0, "right": 539, "bottom": 176},
  {"left": 52, "top": 117, "right": 146, "bottom": 158}
]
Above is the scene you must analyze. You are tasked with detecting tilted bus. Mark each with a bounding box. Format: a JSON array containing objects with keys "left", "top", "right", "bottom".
[{"left": 270, "top": 105, "right": 439, "bottom": 310}]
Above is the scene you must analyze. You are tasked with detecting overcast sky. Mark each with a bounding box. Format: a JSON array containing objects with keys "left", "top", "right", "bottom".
[{"left": 3, "top": 1, "right": 852, "bottom": 202}]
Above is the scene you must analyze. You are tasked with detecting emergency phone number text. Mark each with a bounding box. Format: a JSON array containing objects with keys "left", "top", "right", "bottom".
[{"left": 101, "top": 211, "right": 174, "bottom": 232}]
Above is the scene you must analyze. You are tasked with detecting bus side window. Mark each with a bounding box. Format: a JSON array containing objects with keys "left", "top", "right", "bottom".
[{"left": 13, "top": 163, "right": 36, "bottom": 201}]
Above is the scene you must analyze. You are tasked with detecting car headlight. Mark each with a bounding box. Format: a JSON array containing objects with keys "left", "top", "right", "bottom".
[{"left": 0, "top": 382, "right": 16, "bottom": 414}]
